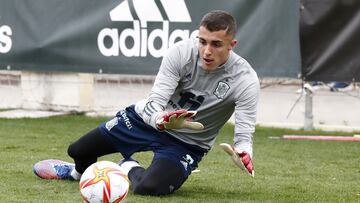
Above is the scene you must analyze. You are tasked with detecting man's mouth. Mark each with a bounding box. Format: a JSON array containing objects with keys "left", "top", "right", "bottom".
[{"left": 203, "top": 58, "right": 214, "bottom": 65}]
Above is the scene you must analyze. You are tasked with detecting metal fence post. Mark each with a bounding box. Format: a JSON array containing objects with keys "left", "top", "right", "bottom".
[{"left": 304, "top": 85, "right": 314, "bottom": 130}]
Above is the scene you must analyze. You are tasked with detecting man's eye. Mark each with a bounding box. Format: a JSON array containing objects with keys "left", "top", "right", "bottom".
[{"left": 212, "top": 43, "right": 222, "bottom": 47}]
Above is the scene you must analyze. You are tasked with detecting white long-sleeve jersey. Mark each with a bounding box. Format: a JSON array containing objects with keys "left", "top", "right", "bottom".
[{"left": 135, "top": 38, "right": 260, "bottom": 155}]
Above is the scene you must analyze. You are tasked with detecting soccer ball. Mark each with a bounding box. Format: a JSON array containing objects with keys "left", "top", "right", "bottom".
[{"left": 79, "top": 161, "right": 129, "bottom": 203}]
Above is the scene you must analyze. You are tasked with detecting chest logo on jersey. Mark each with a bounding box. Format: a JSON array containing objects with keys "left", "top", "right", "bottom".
[{"left": 214, "top": 81, "right": 230, "bottom": 99}]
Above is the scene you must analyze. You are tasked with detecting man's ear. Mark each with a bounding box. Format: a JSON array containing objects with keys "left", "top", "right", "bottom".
[{"left": 229, "top": 39, "right": 237, "bottom": 50}]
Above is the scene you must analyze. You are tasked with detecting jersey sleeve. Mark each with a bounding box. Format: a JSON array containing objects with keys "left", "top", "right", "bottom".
[
  {"left": 233, "top": 78, "right": 260, "bottom": 158},
  {"left": 138, "top": 43, "right": 185, "bottom": 129}
]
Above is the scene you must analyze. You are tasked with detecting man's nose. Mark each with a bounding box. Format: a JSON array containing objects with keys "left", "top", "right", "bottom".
[{"left": 204, "top": 44, "right": 212, "bottom": 56}]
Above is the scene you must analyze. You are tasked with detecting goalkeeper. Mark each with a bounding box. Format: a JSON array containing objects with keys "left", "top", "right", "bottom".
[{"left": 34, "top": 10, "right": 260, "bottom": 196}]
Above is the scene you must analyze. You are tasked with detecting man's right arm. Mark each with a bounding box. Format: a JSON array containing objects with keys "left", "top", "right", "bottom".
[
  {"left": 137, "top": 43, "right": 183, "bottom": 129},
  {"left": 137, "top": 40, "right": 203, "bottom": 131}
]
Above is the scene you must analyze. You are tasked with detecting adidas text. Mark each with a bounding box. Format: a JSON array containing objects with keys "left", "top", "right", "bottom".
[{"left": 98, "top": 21, "right": 198, "bottom": 58}]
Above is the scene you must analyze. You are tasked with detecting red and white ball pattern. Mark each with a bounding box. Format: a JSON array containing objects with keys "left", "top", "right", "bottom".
[{"left": 80, "top": 161, "right": 129, "bottom": 203}]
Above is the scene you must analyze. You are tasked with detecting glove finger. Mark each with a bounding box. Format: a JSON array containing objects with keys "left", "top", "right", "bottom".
[
  {"left": 239, "top": 152, "right": 254, "bottom": 177},
  {"left": 219, "top": 143, "right": 245, "bottom": 170},
  {"left": 185, "top": 110, "right": 197, "bottom": 118},
  {"left": 178, "top": 112, "right": 188, "bottom": 120},
  {"left": 158, "top": 120, "right": 170, "bottom": 128},
  {"left": 219, "top": 143, "right": 235, "bottom": 156},
  {"left": 168, "top": 114, "right": 177, "bottom": 122},
  {"left": 231, "top": 154, "right": 246, "bottom": 170},
  {"left": 157, "top": 117, "right": 164, "bottom": 123},
  {"left": 220, "top": 143, "right": 255, "bottom": 177},
  {"left": 163, "top": 110, "right": 183, "bottom": 122},
  {"left": 182, "top": 121, "right": 204, "bottom": 130},
  {"left": 240, "top": 152, "right": 251, "bottom": 165},
  {"left": 243, "top": 160, "right": 254, "bottom": 175},
  {"left": 172, "top": 109, "right": 188, "bottom": 117},
  {"left": 156, "top": 117, "right": 166, "bottom": 127},
  {"left": 166, "top": 110, "right": 197, "bottom": 119},
  {"left": 246, "top": 162, "right": 254, "bottom": 175}
]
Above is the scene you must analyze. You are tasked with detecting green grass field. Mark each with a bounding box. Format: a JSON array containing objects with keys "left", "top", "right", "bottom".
[{"left": 0, "top": 115, "right": 359, "bottom": 203}]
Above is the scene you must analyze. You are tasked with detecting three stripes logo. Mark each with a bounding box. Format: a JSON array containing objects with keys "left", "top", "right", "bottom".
[{"left": 97, "top": 0, "right": 198, "bottom": 58}]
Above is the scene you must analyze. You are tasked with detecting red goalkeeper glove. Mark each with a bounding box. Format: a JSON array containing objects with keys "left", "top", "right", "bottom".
[
  {"left": 156, "top": 109, "right": 204, "bottom": 130},
  {"left": 219, "top": 143, "right": 254, "bottom": 177}
]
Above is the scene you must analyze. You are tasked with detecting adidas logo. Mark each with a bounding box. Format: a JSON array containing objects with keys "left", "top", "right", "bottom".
[
  {"left": 0, "top": 23, "right": 12, "bottom": 54},
  {"left": 97, "top": 0, "right": 198, "bottom": 58}
]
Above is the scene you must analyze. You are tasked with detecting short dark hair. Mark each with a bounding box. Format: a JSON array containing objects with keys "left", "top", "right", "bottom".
[{"left": 200, "top": 10, "right": 237, "bottom": 37}]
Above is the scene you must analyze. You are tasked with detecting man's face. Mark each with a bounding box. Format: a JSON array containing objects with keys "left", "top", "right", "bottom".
[{"left": 197, "top": 26, "right": 237, "bottom": 71}]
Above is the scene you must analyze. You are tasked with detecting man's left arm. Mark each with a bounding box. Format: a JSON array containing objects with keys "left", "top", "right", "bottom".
[{"left": 220, "top": 80, "right": 260, "bottom": 177}]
